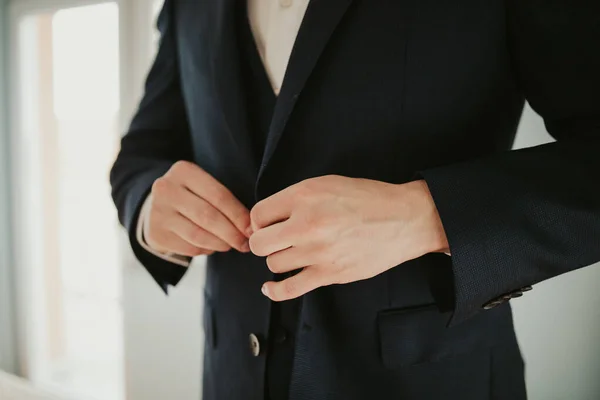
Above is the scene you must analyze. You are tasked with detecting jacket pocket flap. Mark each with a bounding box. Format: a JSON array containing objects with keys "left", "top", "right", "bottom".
[{"left": 378, "top": 303, "right": 510, "bottom": 368}]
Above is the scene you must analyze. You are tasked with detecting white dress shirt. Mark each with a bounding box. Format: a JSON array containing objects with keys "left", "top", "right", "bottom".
[{"left": 137, "top": 0, "right": 311, "bottom": 265}]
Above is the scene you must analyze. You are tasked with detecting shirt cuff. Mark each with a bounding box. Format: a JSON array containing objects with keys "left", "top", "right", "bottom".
[{"left": 136, "top": 195, "right": 192, "bottom": 267}]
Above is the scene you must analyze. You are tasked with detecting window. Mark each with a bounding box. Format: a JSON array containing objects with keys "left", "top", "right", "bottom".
[
  {"left": 9, "top": 2, "right": 123, "bottom": 399},
  {"left": 7, "top": 0, "right": 198, "bottom": 398}
]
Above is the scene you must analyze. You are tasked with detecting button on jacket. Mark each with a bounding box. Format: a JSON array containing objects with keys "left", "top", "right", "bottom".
[{"left": 110, "top": 1, "right": 600, "bottom": 399}]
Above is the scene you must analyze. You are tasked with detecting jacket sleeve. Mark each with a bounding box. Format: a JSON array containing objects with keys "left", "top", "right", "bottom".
[
  {"left": 110, "top": 0, "right": 192, "bottom": 292},
  {"left": 419, "top": 0, "right": 600, "bottom": 326}
]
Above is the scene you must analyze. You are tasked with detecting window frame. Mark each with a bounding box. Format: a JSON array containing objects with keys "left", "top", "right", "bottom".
[
  {"left": 0, "top": 0, "right": 18, "bottom": 375},
  {"left": 4, "top": 0, "right": 158, "bottom": 384}
]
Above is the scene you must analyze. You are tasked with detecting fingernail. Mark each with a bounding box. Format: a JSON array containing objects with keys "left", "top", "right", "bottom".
[
  {"left": 245, "top": 226, "right": 254, "bottom": 238},
  {"left": 241, "top": 241, "right": 250, "bottom": 253},
  {"left": 261, "top": 284, "right": 269, "bottom": 297}
]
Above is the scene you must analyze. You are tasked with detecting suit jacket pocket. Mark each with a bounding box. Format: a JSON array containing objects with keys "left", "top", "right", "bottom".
[{"left": 377, "top": 303, "right": 513, "bottom": 369}]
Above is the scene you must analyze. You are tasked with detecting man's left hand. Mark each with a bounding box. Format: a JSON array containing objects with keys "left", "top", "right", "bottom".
[{"left": 249, "top": 175, "right": 449, "bottom": 301}]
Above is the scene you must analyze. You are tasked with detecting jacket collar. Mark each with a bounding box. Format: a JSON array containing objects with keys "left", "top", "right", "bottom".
[
  {"left": 257, "top": 0, "right": 354, "bottom": 187},
  {"left": 210, "top": 0, "right": 355, "bottom": 192},
  {"left": 210, "top": 0, "right": 257, "bottom": 174}
]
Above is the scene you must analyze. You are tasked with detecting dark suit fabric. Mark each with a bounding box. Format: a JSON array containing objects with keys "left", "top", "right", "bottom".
[
  {"left": 110, "top": 0, "right": 600, "bottom": 399},
  {"left": 236, "top": 6, "right": 300, "bottom": 400}
]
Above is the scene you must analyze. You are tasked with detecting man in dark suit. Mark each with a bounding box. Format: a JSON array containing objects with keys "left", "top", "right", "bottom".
[{"left": 110, "top": 0, "right": 600, "bottom": 399}]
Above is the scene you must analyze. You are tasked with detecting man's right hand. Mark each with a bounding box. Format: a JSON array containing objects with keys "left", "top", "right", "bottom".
[{"left": 143, "top": 161, "right": 252, "bottom": 257}]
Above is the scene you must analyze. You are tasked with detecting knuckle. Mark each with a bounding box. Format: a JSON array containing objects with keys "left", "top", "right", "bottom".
[
  {"left": 212, "top": 188, "right": 231, "bottom": 205},
  {"left": 188, "top": 248, "right": 205, "bottom": 257},
  {"left": 300, "top": 177, "right": 323, "bottom": 193},
  {"left": 209, "top": 242, "right": 231, "bottom": 253},
  {"left": 312, "top": 215, "right": 332, "bottom": 236},
  {"left": 321, "top": 175, "right": 338, "bottom": 184},
  {"left": 250, "top": 204, "right": 263, "bottom": 227},
  {"left": 281, "top": 222, "right": 303, "bottom": 244},
  {"left": 170, "top": 160, "right": 191, "bottom": 175},
  {"left": 282, "top": 279, "right": 298, "bottom": 297},
  {"left": 196, "top": 205, "right": 218, "bottom": 226},
  {"left": 248, "top": 235, "right": 264, "bottom": 256},
  {"left": 300, "top": 212, "right": 321, "bottom": 234},
  {"left": 320, "top": 246, "right": 337, "bottom": 264},
  {"left": 225, "top": 230, "right": 246, "bottom": 251},
  {"left": 151, "top": 178, "right": 170, "bottom": 197},
  {"left": 215, "top": 242, "right": 232, "bottom": 252},
  {"left": 266, "top": 256, "right": 281, "bottom": 273},
  {"left": 199, "top": 249, "right": 217, "bottom": 256},
  {"left": 234, "top": 235, "right": 248, "bottom": 250},
  {"left": 188, "top": 226, "right": 206, "bottom": 245},
  {"left": 232, "top": 207, "right": 250, "bottom": 227},
  {"left": 294, "top": 183, "right": 313, "bottom": 201}
]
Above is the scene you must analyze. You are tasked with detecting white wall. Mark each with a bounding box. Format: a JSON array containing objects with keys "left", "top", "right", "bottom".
[
  {"left": 122, "top": 242, "right": 204, "bottom": 400},
  {"left": 512, "top": 105, "right": 600, "bottom": 400}
]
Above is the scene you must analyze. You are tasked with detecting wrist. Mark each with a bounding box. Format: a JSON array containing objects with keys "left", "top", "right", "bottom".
[
  {"left": 394, "top": 180, "right": 449, "bottom": 255},
  {"left": 416, "top": 180, "right": 449, "bottom": 254},
  {"left": 140, "top": 195, "right": 170, "bottom": 254}
]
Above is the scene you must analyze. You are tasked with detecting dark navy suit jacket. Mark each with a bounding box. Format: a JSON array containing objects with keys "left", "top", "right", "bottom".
[{"left": 110, "top": 1, "right": 600, "bottom": 399}]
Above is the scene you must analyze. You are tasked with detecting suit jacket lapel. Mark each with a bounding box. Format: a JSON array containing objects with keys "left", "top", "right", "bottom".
[
  {"left": 210, "top": 0, "right": 257, "bottom": 174},
  {"left": 257, "top": 0, "right": 355, "bottom": 185}
]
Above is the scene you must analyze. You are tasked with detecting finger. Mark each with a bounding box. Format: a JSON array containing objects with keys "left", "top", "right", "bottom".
[
  {"left": 249, "top": 220, "right": 296, "bottom": 257},
  {"left": 250, "top": 188, "right": 295, "bottom": 231},
  {"left": 168, "top": 212, "right": 233, "bottom": 252},
  {"left": 148, "top": 230, "right": 213, "bottom": 258},
  {"left": 261, "top": 267, "right": 326, "bottom": 302},
  {"left": 164, "top": 185, "right": 250, "bottom": 253},
  {"left": 266, "top": 246, "right": 313, "bottom": 274},
  {"left": 169, "top": 161, "right": 252, "bottom": 237}
]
